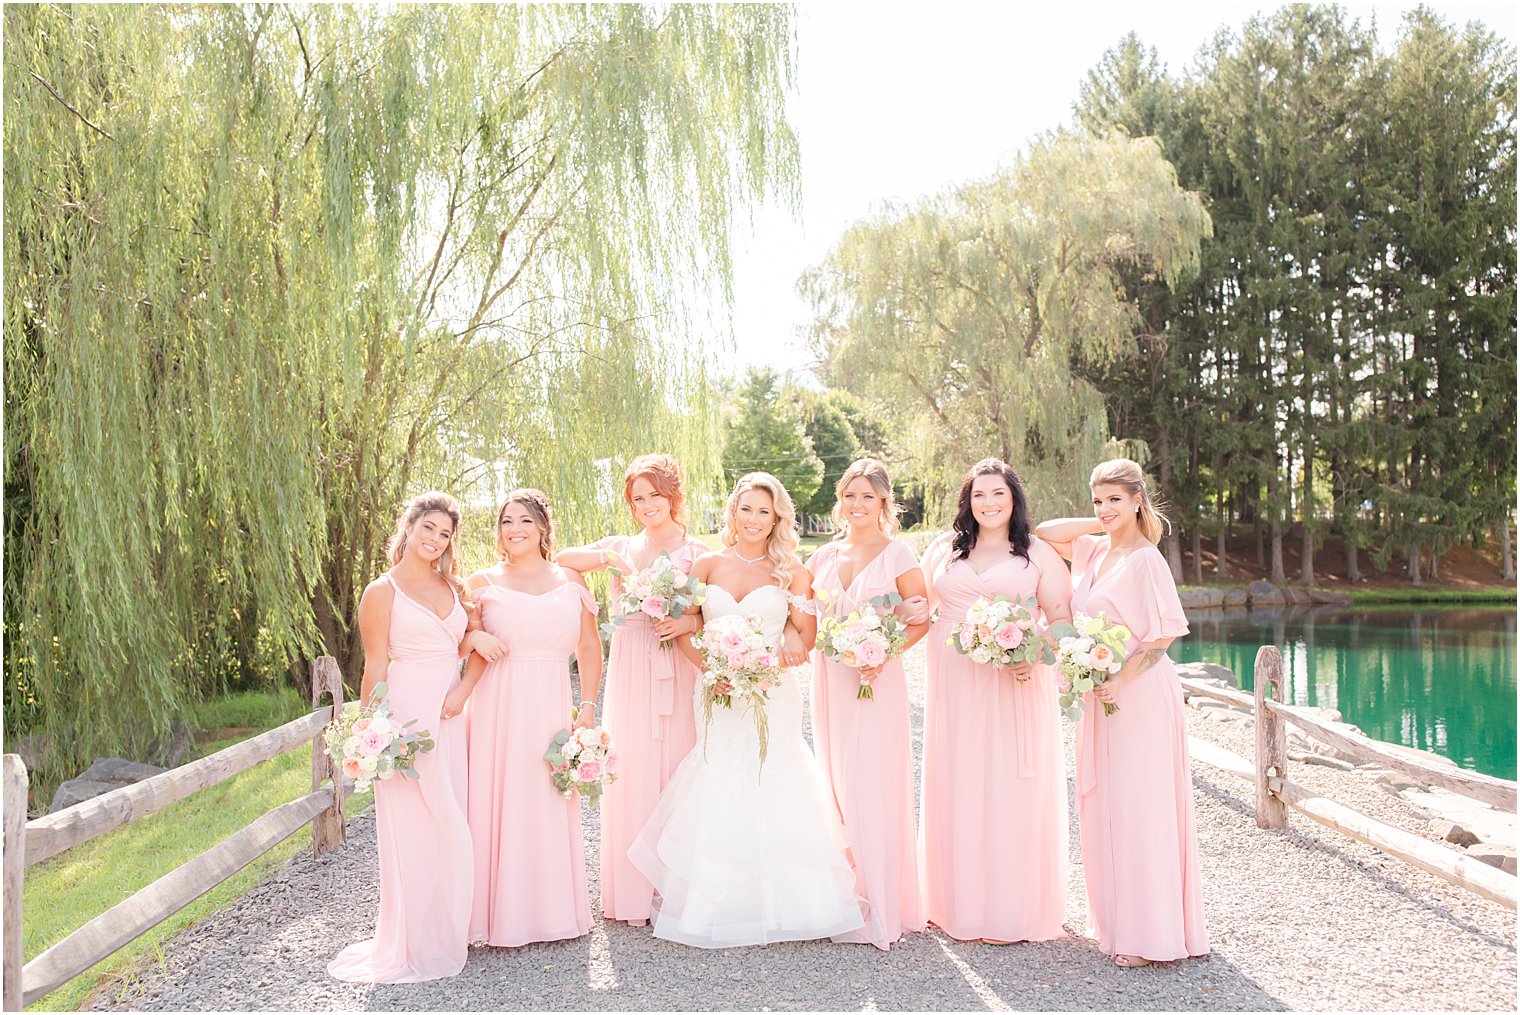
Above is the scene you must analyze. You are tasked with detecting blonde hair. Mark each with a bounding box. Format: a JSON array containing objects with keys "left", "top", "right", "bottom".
[
  {"left": 721, "top": 471, "right": 803, "bottom": 588},
  {"left": 1089, "top": 458, "right": 1171, "bottom": 545},
  {"left": 387, "top": 491, "right": 466, "bottom": 594},
  {"left": 829, "top": 457, "right": 900, "bottom": 539},
  {"left": 496, "top": 488, "right": 554, "bottom": 561}
]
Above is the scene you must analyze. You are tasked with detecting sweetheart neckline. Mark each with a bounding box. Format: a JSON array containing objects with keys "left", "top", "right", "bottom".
[{"left": 705, "top": 583, "right": 787, "bottom": 606}]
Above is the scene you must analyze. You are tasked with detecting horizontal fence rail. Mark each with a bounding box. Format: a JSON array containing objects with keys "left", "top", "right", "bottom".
[
  {"left": 2, "top": 658, "right": 346, "bottom": 1011},
  {"left": 1184, "top": 645, "right": 1519, "bottom": 911}
]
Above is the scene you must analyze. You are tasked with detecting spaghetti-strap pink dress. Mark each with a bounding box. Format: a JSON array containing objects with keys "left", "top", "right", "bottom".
[
  {"left": 591, "top": 535, "right": 705, "bottom": 922},
  {"left": 466, "top": 579, "right": 598, "bottom": 946},
  {"left": 1069, "top": 534, "right": 1209, "bottom": 962},
  {"left": 810, "top": 539, "right": 925, "bottom": 950},
  {"left": 328, "top": 574, "right": 472, "bottom": 983},
  {"left": 920, "top": 545, "right": 1068, "bottom": 942}
]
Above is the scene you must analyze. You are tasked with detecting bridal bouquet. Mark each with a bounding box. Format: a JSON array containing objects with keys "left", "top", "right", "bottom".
[
  {"left": 815, "top": 590, "right": 909, "bottom": 700},
  {"left": 602, "top": 551, "right": 707, "bottom": 650},
  {"left": 544, "top": 709, "right": 618, "bottom": 806},
  {"left": 323, "top": 683, "right": 434, "bottom": 794},
  {"left": 696, "top": 612, "right": 781, "bottom": 764},
  {"left": 1052, "top": 613, "right": 1132, "bottom": 719},
  {"left": 946, "top": 595, "right": 1053, "bottom": 676}
]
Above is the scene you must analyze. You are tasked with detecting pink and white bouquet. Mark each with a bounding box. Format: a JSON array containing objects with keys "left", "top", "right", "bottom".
[
  {"left": 946, "top": 594, "right": 1053, "bottom": 677},
  {"left": 323, "top": 683, "right": 434, "bottom": 794},
  {"left": 603, "top": 551, "right": 707, "bottom": 650},
  {"left": 815, "top": 590, "right": 909, "bottom": 700},
  {"left": 695, "top": 612, "right": 781, "bottom": 764},
  {"left": 544, "top": 709, "right": 618, "bottom": 806},
  {"left": 1052, "top": 613, "right": 1133, "bottom": 719}
]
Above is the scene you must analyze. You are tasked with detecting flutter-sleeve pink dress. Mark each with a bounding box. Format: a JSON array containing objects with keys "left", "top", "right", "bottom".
[
  {"left": 465, "top": 577, "right": 598, "bottom": 946},
  {"left": 919, "top": 540, "right": 1068, "bottom": 943},
  {"left": 1069, "top": 535, "right": 1209, "bottom": 962},
  {"left": 591, "top": 534, "right": 705, "bottom": 923},
  {"left": 328, "top": 574, "right": 473, "bottom": 983},
  {"left": 810, "top": 539, "right": 926, "bottom": 950}
]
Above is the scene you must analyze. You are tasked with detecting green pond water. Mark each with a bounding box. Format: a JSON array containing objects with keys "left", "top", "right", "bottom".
[{"left": 1171, "top": 606, "right": 1517, "bottom": 780}]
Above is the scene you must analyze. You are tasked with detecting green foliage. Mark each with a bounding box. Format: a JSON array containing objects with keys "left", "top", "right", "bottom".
[
  {"left": 720, "top": 368, "right": 824, "bottom": 511},
  {"left": 802, "top": 131, "right": 1210, "bottom": 522},
  {"left": 4, "top": 5, "right": 799, "bottom": 783},
  {"left": 797, "top": 390, "right": 864, "bottom": 516}
]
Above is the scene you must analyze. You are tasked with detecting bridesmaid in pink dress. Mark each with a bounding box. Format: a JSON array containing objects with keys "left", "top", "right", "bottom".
[
  {"left": 1036, "top": 458, "right": 1209, "bottom": 968},
  {"left": 808, "top": 458, "right": 929, "bottom": 950},
  {"left": 919, "top": 458, "right": 1073, "bottom": 944},
  {"left": 329, "top": 492, "right": 474, "bottom": 984},
  {"left": 555, "top": 453, "right": 707, "bottom": 925},
  {"left": 449, "top": 489, "right": 602, "bottom": 947}
]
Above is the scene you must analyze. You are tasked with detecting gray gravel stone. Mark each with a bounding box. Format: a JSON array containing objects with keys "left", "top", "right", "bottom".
[{"left": 90, "top": 644, "right": 1515, "bottom": 1012}]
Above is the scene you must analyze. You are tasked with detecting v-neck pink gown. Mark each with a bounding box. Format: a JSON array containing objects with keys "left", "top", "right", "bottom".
[
  {"left": 466, "top": 579, "right": 597, "bottom": 946},
  {"left": 810, "top": 539, "right": 925, "bottom": 950},
  {"left": 920, "top": 546, "right": 1068, "bottom": 942},
  {"left": 591, "top": 535, "right": 705, "bottom": 923},
  {"left": 1069, "top": 535, "right": 1209, "bottom": 962},
  {"left": 328, "top": 574, "right": 473, "bottom": 984}
]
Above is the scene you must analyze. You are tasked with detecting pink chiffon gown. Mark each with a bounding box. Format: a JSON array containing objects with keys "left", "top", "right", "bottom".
[
  {"left": 920, "top": 546, "right": 1068, "bottom": 942},
  {"left": 328, "top": 574, "right": 472, "bottom": 984},
  {"left": 1069, "top": 534, "right": 1209, "bottom": 962},
  {"left": 466, "top": 579, "right": 597, "bottom": 946},
  {"left": 810, "top": 539, "right": 926, "bottom": 950},
  {"left": 591, "top": 535, "right": 704, "bottom": 923}
]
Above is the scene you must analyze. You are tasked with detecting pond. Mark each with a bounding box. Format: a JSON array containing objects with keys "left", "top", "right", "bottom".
[{"left": 1172, "top": 606, "right": 1517, "bottom": 780}]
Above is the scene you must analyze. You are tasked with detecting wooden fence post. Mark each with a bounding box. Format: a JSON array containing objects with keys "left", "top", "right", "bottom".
[
  {"left": 4, "top": 754, "right": 28, "bottom": 1012},
  {"left": 310, "top": 657, "right": 346, "bottom": 857},
  {"left": 1254, "top": 645, "right": 1289, "bottom": 829}
]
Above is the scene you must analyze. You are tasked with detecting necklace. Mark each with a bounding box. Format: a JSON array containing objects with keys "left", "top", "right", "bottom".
[{"left": 734, "top": 547, "right": 768, "bottom": 565}]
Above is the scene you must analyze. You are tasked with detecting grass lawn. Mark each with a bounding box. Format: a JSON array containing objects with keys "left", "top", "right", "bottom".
[
  {"left": 21, "top": 689, "right": 371, "bottom": 1011},
  {"left": 1344, "top": 585, "right": 1516, "bottom": 605}
]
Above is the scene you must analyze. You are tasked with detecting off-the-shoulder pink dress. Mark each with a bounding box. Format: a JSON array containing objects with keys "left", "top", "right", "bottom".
[
  {"left": 1069, "top": 535, "right": 1209, "bottom": 962},
  {"left": 465, "top": 578, "right": 598, "bottom": 946},
  {"left": 920, "top": 544, "right": 1068, "bottom": 942},
  {"left": 810, "top": 539, "right": 925, "bottom": 950},
  {"left": 589, "top": 535, "right": 705, "bottom": 923},
  {"left": 328, "top": 574, "right": 472, "bottom": 983}
]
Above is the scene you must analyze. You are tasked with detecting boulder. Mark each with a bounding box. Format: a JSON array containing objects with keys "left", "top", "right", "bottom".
[
  {"left": 1175, "top": 662, "right": 1239, "bottom": 688},
  {"left": 1289, "top": 752, "right": 1355, "bottom": 772},
  {"left": 1375, "top": 770, "right": 1426, "bottom": 794},
  {"left": 1466, "top": 844, "right": 1518, "bottom": 876},
  {"left": 1281, "top": 585, "right": 1314, "bottom": 605},
  {"left": 48, "top": 756, "right": 168, "bottom": 814},
  {"left": 1431, "top": 819, "right": 1481, "bottom": 848},
  {"left": 1306, "top": 588, "right": 1354, "bottom": 606},
  {"left": 1247, "top": 580, "right": 1284, "bottom": 606},
  {"left": 1222, "top": 588, "right": 1250, "bottom": 607},
  {"left": 1179, "top": 587, "right": 1224, "bottom": 610}
]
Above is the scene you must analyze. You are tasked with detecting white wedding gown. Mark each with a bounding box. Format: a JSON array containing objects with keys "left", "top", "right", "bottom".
[{"left": 628, "top": 583, "right": 879, "bottom": 948}]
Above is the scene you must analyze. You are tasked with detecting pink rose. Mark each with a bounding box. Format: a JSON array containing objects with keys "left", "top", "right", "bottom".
[
  {"left": 856, "top": 639, "right": 887, "bottom": 667},
  {"left": 352, "top": 717, "right": 372, "bottom": 734},
  {"left": 726, "top": 652, "right": 745, "bottom": 670},
  {"left": 1090, "top": 644, "right": 1114, "bottom": 667},
  {"left": 342, "top": 757, "right": 362, "bottom": 779},
  {"left": 359, "top": 731, "right": 388, "bottom": 757},
  {"left": 640, "top": 595, "right": 668, "bottom": 619},
  {"left": 605, "top": 751, "right": 619, "bottom": 773},
  {"left": 757, "top": 677, "right": 775, "bottom": 691},
  {"left": 599, "top": 730, "right": 612, "bottom": 747},
  {"left": 720, "top": 630, "right": 747, "bottom": 654},
  {"left": 760, "top": 652, "right": 778, "bottom": 669},
  {"left": 575, "top": 760, "right": 603, "bottom": 782},
  {"left": 994, "top": 623, "right": 1023, "bottom": 650}
]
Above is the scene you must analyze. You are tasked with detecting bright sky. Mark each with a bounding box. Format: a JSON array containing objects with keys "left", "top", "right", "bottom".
[{"left": 725, "top": 1, "right": 1519, "bottom": 381}]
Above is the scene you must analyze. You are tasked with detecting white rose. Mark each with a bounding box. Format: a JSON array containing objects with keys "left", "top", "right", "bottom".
[
  {"left": 358, "top": 755, "right": 379, "bottom": 776},
  {"left": 343, "top": 735, "right": 362, "bottom": 758},
  {"left": 673, "top": 572, "right": 688, "bottom": 589},
  {"left": 971, "top": 646, "right": 993, "bottom": 665},
  {"left": 860, "top": 612, "right": 882, "bottom": 630},
  {"left": 368, "top": 714, "right": 393, "bottom": 736}
]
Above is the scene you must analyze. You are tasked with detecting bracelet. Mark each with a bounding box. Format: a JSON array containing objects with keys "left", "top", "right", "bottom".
[{"left": 599, "top": 548, "right": 607, "bottom": 565}]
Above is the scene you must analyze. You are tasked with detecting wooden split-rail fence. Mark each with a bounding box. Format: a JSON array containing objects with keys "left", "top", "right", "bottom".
[
  {"left": 1184, "top": 645, "right": 1519, "bottom": 911},
  {"left": 2, "top": 658, "right": 348, "bottom": 1011}
]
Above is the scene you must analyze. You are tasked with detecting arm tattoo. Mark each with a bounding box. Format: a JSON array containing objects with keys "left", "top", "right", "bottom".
[{"left": 1131, "top": 647, "right": 1168, "bottom": 674}]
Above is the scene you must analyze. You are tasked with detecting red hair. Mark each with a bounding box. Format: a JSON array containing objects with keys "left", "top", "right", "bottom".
[{"left": 623, "top": 453, "right": 687, "bottom": 532}]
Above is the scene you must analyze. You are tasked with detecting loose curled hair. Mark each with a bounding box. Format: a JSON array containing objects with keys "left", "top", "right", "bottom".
[
  {"left": 496, "top": 488, "right": 555, "bottom": 561},
  {"left": 387, "top": 491, "right": 466, "bottom": 595},
  {"left": 623, "top": 453, "right": 688, "bottom": 535},
  {"left": 1089, "top": 458, "right": 1171, "bottom": 545},
  {"left": 721, "top": 471, "right": 802, "bottom": 588},
  {"left": 829, "top": 458, "right": 900, "bottom": 539},
  {"left": 950, "top": 458, "right": 1032, "bottom": 562}
]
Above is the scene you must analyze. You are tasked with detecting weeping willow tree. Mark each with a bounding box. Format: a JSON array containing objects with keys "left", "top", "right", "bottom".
[
  {"left": 4, "top": 4, "right": 796, "bottom": 784},
  {"left": 800, "top": 131, "right": 1209, "bottom": 521}
]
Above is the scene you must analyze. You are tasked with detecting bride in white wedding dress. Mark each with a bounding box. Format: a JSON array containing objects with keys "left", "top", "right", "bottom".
[{"left": 628, "top": 472, "right": 880, "bottom": 948}]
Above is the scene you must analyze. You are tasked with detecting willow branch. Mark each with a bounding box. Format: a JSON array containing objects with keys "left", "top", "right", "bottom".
[{"left": 28, "top": 70, "right": 114, "bottom": 140}]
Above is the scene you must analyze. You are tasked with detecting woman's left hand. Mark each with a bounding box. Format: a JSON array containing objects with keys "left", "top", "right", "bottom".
[
  {"left": 573, "top": 702, "right": 597, "bottom": 729},
  {"left": 1092, "top": 681, "right": 1118, "bottom": 705},
  {"left": 858, "top": 663, "right": 884, "bottom": 682},
  {"left": 653, "top": 613, "right": 697, "bottom": 643},
  {"left": 441, "top": 685, "right": 470, "bottom": 720},
  {"left": 780, "top": 625, "right": 809, "bottom": 667},
  {"left": 898, "top": 595, "right": 931, "bottom": 625}
]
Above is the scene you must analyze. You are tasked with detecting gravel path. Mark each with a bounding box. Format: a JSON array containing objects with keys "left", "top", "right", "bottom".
[{"left": 93, "top": 645, "right": 1516, "bottom": 1012}]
